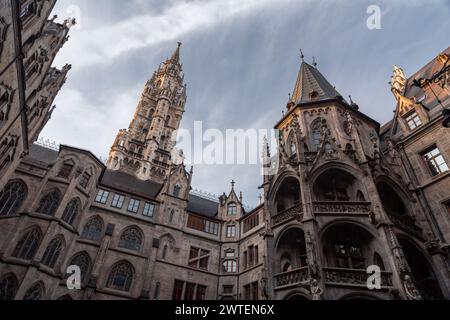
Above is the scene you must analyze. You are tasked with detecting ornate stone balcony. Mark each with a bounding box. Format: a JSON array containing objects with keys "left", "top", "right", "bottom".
[
  {"left": 313, "top": 201, "right": 371, "bottom": 215},
  {"left": 274, "top": 267, "right": 309, "bottom": 289},
  {"left": 271, "top": 203, "right": 304, "bottom": 227},
  {"left": 323, "top": 267, "right": 393, "bottom": 288}
]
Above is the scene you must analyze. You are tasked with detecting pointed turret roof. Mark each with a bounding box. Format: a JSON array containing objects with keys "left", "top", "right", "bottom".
[
  {"left": 292, "top": 62, "right": 342, "bottom": 105},
  {"left": 170, "top": 42, "right": 182, "bottom": 63}
]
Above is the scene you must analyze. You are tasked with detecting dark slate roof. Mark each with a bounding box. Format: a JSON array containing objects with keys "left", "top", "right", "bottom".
[
  {"left": 403, "top": 46, "right": 450, "bottom": 110},
  {"left": 292, "top": 62, "right": 343, "bottom": 105},
  {"left": 101, "top": 170, "right": 163, "bottom": 200},
  {"left": 187, "top": 194, "right": 219, "bottom": 218},
  {"left": 24, "top": 144, "right": 59, "bottom": 165}
]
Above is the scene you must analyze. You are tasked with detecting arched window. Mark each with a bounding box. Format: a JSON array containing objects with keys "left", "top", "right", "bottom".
[
  {"left": 173, "top": 185, "right": 181, "bottom": 197},
  {"left": 148, "top": 109, "right": 155, "bottom": 119},
  {"left": 12, "top": 227, "right": 42, "bottom": 260},
  {"left": 119, "top": 227, "right": 143, "bottom": 251},
  {"left": 356, "top": 190, "right": 366, "bottom": 202},
  {"left": 106, "top": 261, "right": 134, "bottom": 292},
  {"left": 161, "top": 245, "right": 168, "bottom": 260},
  {"left": 154, "top": 282, "right": 160, "bottom": 299},
  {"left": 290, "top": 141, "right": 297, "bottom": 156},
  {"left": 22, "top": 282, "right": 44, "bottom": 300},
  {"left": 69, "top": 252, "right": 91, "bottom": 282},
  {"left": 227, "top": 203, "right": 237, "bottom": 216},
  {"left": 81, "top": 216, "right": 104, "bottom": 241},
  {"left": 42, "top": 236, "right": 64, "bottom": 268},
  {"left": 0, "top": 181, "right": 27, "bottom": 216},
  {"left": 62, "top": 199, "right": 79, "bottom": 225},
  {"left": 169, "top": 210, "right": 175, "bottom": 223},
  {"left": 37, "top": 190, "right": 61, "bottom": 216},
  {"left": 165, "top": 116, "right": 171, "bottom": 126},
  {"left": 0, "top": 273, "right": 18, "bottom": 300},
  {"left": 311, "top": 118, "right": 325, "bottom": 151},
  {"left": 373, "top": 252, "right": 385, "bottom": 271}
]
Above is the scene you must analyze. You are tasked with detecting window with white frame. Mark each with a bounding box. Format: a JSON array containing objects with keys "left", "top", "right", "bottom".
[
  {"left": 95, "top": 189, "right": 109, "bottom": 204},
  {"left": 226, "top": 225, "right": 236, "bottom": 238},
  {"left": 421, "top": 146, "right": 449, "bottom": 177},
  {"left": 127, "top": 199, "right": 140, "bottom": 213},
  {"left": 405, "top": 112, "right": 422, "bottom": 130},
  {"left": 227, "top": 203, "right": 237, "bottom": 216},
  {"left": 143, "top": 202, "right": 155, "bottom": 217},
  {"left": 111, "top": 194, "right": 125, "bottom": 209}
]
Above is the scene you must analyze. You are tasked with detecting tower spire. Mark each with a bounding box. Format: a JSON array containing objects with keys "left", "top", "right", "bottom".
[
  {"left": 171, "top": 42, "right": 182, "bottom": 63},
  {"left": 107, "top": 44, "right": 187, "bottom": 181}
]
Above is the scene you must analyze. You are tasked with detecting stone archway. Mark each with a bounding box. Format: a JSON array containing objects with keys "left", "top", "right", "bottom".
[{"left": 399, "top": 237, "right": 444, "bottom": 300}]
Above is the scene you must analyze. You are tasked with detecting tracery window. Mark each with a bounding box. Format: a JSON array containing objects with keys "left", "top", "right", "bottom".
[
  {"left": 37, "top": 190, "right": 61, "bottom": 216},
  {"left": 173, "top": 185, "right": 181, "bottom": 197},
  {"left": 81, "top": 216, "right": 104, "bottom": 241},
  {"left": 0, "top": 181, "right": 27, "bottom": 216},
  {"left": 119, "top": 227, "right": 143, "bottom": 251},
  {"left": 79, "top": 172, "right": 91, "bottom": 189},
  {"left": 106, "top": 261, "right": 134, "bottom": 292},
  {"left": 69, "top": 252, "right": 91, "bottom": 282},
  {"left": 62, "top": 199, "right": 79, "bottom": 225},
  {"left": 334, "top": 243, "right": 365, "bottom": 269},
  {"left": 22, "top": 282, "right": 44, "bottom": 300},
  {"left": 0, "top": 273, "right": 18, "bottom": 300},
  {"left": 311, "top": 118, "right": 325, "bottom": 151},
  {"left": 57, "top": 163, "right": 73, "bottom": 179},
  {"left": 12, "top": 227, "right": 42, "bottom": 260},
  {"left": 42, "top": 237, "right": 64, "bottom": 268}
]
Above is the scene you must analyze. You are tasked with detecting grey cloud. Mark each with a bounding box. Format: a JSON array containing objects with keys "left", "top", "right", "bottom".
[{"left": 42, "top": 0, "right": 450, "bottom": 206}]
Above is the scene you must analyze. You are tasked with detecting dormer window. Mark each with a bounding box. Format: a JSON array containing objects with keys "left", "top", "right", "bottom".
[
  {"left": 309, "top": 90, "right": 319, "bottom": 99},
  {"left": 405, "top": 112, "right": 422, "bottom": 131},
  {"left": 227, "top": 203, "right": 237, "bottom": 216}
]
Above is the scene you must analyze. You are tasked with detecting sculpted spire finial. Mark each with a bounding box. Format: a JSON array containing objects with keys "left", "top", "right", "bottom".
[{"left": 300, "top": 49, "right": 305, "bottom": 62}]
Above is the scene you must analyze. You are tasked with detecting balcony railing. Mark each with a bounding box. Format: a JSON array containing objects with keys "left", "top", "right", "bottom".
[
  {"left": 323, "top": 267, "right": 393, "bottom": 288},
  {"left": 274, "top": 267, "right": 309, "bottom": 289},
  {"left": 313, "top": 201, "right": 371, "bottom": 215},
  {"left": 272, "top": 203, "right": 304, "bottom": 227}
]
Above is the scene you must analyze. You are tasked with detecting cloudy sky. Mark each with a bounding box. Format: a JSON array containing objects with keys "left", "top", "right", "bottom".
[{"left": 43, "top": 0, "right": 450, "bottom": 207}]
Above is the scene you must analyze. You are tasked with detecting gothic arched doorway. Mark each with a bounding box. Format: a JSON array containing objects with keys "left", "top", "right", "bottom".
[{"left": 399, "top": 238, "right": 444, "bottom": 300}]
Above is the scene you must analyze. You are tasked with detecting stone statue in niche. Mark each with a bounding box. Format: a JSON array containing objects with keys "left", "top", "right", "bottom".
[{"left": 385, "top": 140, "right": 411, "bottom": 187}]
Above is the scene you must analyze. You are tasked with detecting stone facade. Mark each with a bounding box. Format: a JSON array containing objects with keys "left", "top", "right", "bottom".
[{"left": 0, "top": 0, "right": 449, "bottom": 301}]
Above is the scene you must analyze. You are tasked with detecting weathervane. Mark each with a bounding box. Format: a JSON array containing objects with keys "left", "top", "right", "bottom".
[{"left": 300, "top": 49, "right": 305, "bottom": 62}]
